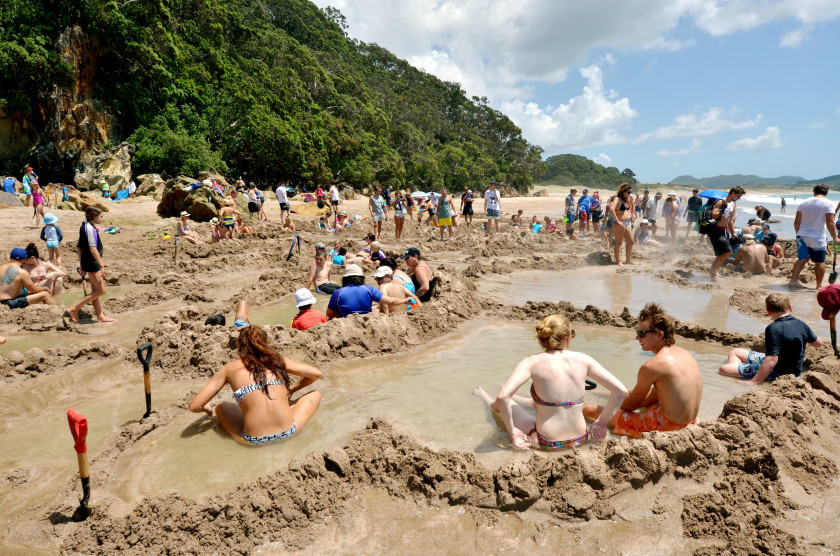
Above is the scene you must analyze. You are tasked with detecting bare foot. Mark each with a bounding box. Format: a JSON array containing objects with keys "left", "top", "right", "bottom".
[
  {"left": 97, "top": 315, "right": 117, "bottom": 323},
  {"left": 626, "top": 261, "right": 635, "bottom": 265},
  {"left": 0, "top": 336, "right": 5, "bottom": 344},
  {"left": 616, "top": 261, "right": 624, "bottom": 267},
  {"left": 472, "top": 386, "right": 494, "bottom": 405},
  {"left": 788, "top": 281, "right": 809, "bottom": 289},
  {"left": 66, "top": 308, "right": 79, "bottom": 323}
]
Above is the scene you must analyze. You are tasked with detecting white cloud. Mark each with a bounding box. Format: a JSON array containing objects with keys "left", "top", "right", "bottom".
[
  {"left": 727, "top": 126, "right": 785, "bottom": 151},
  {"left": 593, "top": 153, "right": 612, "bottom": 166},
  {"left": 656, "top": 139, "right": 704, "bottom": 157},
  {"left": 635, "top": 108, "right": 761, "bottom": 143},
  {"left": 499, "top": 65, "right": 638, "bottom": 151},
  {"left": 780, "top": 25, "right": 814, "bottom": 47},
  {"left": 807, "top": 121, "right": 827, "bottom": 130}
]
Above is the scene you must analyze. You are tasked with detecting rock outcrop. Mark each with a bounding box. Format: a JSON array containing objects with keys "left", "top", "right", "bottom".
[
  {"left": 73, "top": 142, "right": 135, "bottom": 192},
  {"left": 157, "top": 182, "right": 223, "bottom": 221}
]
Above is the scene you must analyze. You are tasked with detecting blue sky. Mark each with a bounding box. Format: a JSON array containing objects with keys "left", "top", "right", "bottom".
[{"left": 312, "top": 1, "right": 840, "bottom": 184}]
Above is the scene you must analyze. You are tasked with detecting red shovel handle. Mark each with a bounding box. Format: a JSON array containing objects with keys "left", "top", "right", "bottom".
[{"left": 67, "top": 409, "right": 88, "bottom": 454}]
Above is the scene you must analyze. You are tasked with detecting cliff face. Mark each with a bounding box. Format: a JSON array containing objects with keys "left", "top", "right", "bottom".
[{"left": 9, "top": 25, "right": 118, "bottom": 186}]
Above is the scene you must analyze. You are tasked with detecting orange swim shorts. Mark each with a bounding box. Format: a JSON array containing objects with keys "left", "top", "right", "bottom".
[{"left": 612, "top": 403, "right": 699, "bottom": 439}]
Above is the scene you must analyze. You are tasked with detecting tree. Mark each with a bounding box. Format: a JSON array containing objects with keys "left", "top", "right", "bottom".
[{"left": 621, "top": 168, "right": 637, "bottom": 182}]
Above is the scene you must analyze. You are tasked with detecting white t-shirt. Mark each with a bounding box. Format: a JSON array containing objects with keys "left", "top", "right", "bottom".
[
  {"left": 330, "top": 186, "right": 340, "bottom": 202},
  {"left": 128, "top": 181, "right": 136, "bottom": 194},
  {"left": 796, "top": 197, "right": 835, "bottom": 238},
  {"left": 275, "top": 185, "right": 288, "bottom": 204},
  {"left": 485, "top": 189, "right": 501, "bottom": 211}
]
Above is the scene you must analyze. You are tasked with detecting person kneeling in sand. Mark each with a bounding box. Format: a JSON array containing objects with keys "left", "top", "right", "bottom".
[
  {"left": 718, "top": 293, "right": 820, "bottom": 384},
  {"left": 583, "top": 303, "right": 702, "bottom": 438},
  {"left": 0, "top": 248, "right": 57, "bottom": 309},
  {"left": 372, "top": 266, "right": 421, "bottom": 314},
  {"left": 727, "top": 234, "right": 772, "bottom": 275},
  {"left": 474, "top": 315, "right": 628, "bottom": 450},
  {"left": 189, "top": 326, "right": 322, "bottom": 445}
]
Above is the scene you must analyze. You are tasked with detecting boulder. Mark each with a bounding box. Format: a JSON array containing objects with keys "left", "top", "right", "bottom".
[
  {"left": 73, "top": 142, "right": 135, "bottom": 192},
  {"left": 291, "top": 202, "right": 331, "bottom": 217},
  {"left": 340, "top": 186, "right": 355, "bottom": 200},
  {"left": 166, "top": 175, "right": 195, "bottom": 188},
  {"left": 136, "top": 174, "right": 165, "bottom": 197},
  {"left": 157, "top": 183, "right": 223, "bottom": 221},
  {"left": 0, "top": 191, "right": 23, "bottom": 208},
  {"left": 531, "top": 189, "right": 548, "bottom": 197},
  {"left": 197, "top": 169, "right": 230, "bottom": 189}
]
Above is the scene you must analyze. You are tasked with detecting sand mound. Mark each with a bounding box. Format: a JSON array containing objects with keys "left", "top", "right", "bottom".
[{"left": 0, "top": 343, "right": 122, "bottom": 382}]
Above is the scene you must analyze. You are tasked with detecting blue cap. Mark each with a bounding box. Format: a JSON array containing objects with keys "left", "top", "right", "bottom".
[{"left": 10, "top": 248, "right": 27, "bottom": 260}]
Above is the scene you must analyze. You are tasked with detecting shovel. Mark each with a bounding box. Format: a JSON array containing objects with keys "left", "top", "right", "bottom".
[
  {"left": 67, "top": 409, "right": 91, "bottom": 520},
  {"left": 830, "top": 246, "right": 837, "bottom": 284},
  {"left": 77, "top": 267, "right": 88, "bottom": 296},
  {"left": 585, "top": 379, "right": 597, "bottom": 390},
  {"left": 136, "top": 343, "right": 153, "bottom": 419}
]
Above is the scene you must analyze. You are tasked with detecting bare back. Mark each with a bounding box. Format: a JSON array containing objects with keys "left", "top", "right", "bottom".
[
  {"left": 643, "top": 345, "right": 702, "bottom": 424},
  {"left": 737, "top": 243, "right": 770, "bottom": 274},
  {"left": 225, "top": 359, "right": 294, "bottom": 436},
  {"left": 379, "top": 281, "right": 410, "bottom": 314},
  {"left": 526, "top": 350, "right": 592, "bottom": 440}
]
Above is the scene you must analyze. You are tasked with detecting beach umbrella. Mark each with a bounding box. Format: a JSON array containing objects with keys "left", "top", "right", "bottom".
[
  {"left": 411, "top": 191, "right": 428, "bottom": 198},
  {"left": 698, "top": 189, "right": 727, "bottom": 201}
]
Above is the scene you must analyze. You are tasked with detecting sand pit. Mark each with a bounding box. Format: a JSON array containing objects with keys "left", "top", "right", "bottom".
[{"left": 1, "top": 194, "right": 839, "bottom": 554}]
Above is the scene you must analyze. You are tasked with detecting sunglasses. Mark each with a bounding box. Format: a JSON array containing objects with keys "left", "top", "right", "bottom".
[{"left": 635, "top": 328, "right": 654, "bottom": 337}]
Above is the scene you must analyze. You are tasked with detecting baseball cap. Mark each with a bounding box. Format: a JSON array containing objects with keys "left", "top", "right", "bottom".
[
  {"left": 490, "top": 180, "right": 498, "bottom": 185},
  {"left": 344, "top": 263, "right": 363, "bottom": 277},
  {"left": 582, "top": 188, "right": 589, "bottom": 193},
  {"left": 817, "top": 285, "right": 840, "bottom": 320},
  {"left": 373, "top": 266, "right": 393, "bottom": 279},
  {"left": 402, "top": 247, "right": 421, "bottom": 259},
  {"left": 641, "top": 219, "right": 650, "bottom": 224},
  {"left": 655, "top": 191, "right": 662, "bottom": 196},
  {"left": 294, "top": 288, "right": 317, "bottom": 308},
  {"left": 10, "top": 248, "right": 27, "bottom": 260}
]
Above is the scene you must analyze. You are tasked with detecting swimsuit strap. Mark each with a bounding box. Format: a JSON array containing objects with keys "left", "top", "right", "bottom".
[
  {"left": 530, "top": 383, "right": 583, "bottom": 407},
  {"left": 534, "top": 429, "right": 588, "bottom": 451},
  {"left": 232, "top": 379, "right": 286, "bottom": 404}
]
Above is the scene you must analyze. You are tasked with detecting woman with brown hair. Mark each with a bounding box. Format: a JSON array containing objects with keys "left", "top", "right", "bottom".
[
  {"left": 189, "top": 326, "right": 322, "bottom": 445},
  {"left": 608, "top": 182, "right": 636, "bottom": 266},
  {"left": 67, "top": 206, "right": 115, "bottom": 323}
]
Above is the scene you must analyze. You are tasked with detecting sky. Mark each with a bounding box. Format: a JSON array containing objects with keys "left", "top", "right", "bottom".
[{"left": 310, "top": 0, "right": 840, "bottom": 184}]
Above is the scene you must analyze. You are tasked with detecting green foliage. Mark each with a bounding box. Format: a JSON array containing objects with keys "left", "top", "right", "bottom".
[
  {"left": 1, "top": 0, "right": 543, "bottom": 192},
  {"left": 540, "top": 154, "right": 636, "bottom": 188},
  {"left": 129, "top": 104, "right": 227, "bottom": 177}
]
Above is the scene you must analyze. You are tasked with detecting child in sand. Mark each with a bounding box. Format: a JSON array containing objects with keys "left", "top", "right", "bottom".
[
  {"left": 40, "top": 213, "right": 63, "bottom": 266},
  {"left": 189, "top": 326, "right": 322, "bottom": 445},
  {"left": 282, "top": 216, "right": 297, "bottom": 232},
  {"left": 305, "top": 249, "right": 339, "bottom": 294}
]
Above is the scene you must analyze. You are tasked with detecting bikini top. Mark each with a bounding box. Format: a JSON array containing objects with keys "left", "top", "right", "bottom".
[
  {"left": 232, "top": 379, "right": 286, "bottom": 405},
  {"left": 530, "top": 383, "right": 583, "bottom": 407},
  {"left": 619, "top": 201, "right": 630, "bottom": 211}
]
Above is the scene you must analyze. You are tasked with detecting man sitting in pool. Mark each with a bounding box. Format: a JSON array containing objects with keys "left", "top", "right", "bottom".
[
  {"left": 583, "top": 302, "right": 702, "bottom": 438},
  {"left": 718, "top": 293, "right": 821, "bottom": 384}
]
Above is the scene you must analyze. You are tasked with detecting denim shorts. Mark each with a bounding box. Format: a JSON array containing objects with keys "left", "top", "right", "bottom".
[
  {"left": 486, "top": 209, "right": 500, "bottom": 219},
  {"left": 796, "top": 236, "right": 826, "bottom": 263}
]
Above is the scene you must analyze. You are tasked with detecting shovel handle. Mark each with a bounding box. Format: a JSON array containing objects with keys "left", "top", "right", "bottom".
[
  {"left": 585, "top": 379, "right": 597, "bottom": 390},
  {"left": 136, "top": 343, "right": 153, "bottom": 371}
]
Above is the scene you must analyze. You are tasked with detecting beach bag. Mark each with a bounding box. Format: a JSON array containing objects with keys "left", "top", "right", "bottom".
[{"left": 697, "top": 200, "right": 719, "bottom": 235}]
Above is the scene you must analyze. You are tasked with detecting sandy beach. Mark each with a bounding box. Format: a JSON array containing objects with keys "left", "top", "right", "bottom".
[{"left": 2, "top": 189, "right": 840, "bottom": 555}]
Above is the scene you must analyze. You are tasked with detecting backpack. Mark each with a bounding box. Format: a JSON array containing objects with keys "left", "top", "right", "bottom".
[{"left": 697, "top": 200, "right": 720, "bottom": 235}]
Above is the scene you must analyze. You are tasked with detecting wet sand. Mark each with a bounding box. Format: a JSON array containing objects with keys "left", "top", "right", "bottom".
[{"left": 1, "top": 191, "right": 840, "bottom": 554}]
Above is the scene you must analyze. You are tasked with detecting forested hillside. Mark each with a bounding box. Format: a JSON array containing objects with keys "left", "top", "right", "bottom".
[
  {"left": 0, "top": 0, "right": 544, "bottom": 190},
  {"left": 538, "top": 154, "right": 636, "bottom": 187}
]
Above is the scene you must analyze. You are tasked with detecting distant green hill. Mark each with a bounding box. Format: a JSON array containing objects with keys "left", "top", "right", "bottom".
[
  {"left": 795, "top": 174, "right": 840, "bottom": 188},
  {"left": 669, "top": 174, "right": 806, "bottom": 187},
  {"left": 539, "top": 154, "right": 637, "bottom": 187}
]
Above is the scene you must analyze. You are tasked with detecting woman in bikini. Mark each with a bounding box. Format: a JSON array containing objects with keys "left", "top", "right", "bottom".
[
  {"left": 609, "top": 182, "right": 635, "bottom": 266},
  {"left": 189, "top": 325, "right": 322, "bottom": 445},
  {"left": 474, "top": 315, "right": 627, "bottom": 451},
  {"left": 23, "top": 243, "right": 65, "bottom": 296}
]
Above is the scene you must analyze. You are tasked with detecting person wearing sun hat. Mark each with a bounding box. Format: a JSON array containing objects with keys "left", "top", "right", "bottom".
[
  {"left": 40, "top": 213, "right": 64, "bottom": 266},
  {"left": 372, "top": 265, "right": 421, "bottom": 314},
  {"left": 818, "top": 284, "right": 840, "bottom": 357},
  {"left": 325, "top": 263, "right": 410, "bottom": 318},
  {"left": 0, "top": 248, "right": 57, "bottom": 309},
  {"left": 718, "top": 293, "right": 821, "bottom": 383},
  {"left": 176, "top": 210, "right": 203, "bottom": 244},
  {"left": 291, "top": 288, "right": 327, "bottom": 330}
]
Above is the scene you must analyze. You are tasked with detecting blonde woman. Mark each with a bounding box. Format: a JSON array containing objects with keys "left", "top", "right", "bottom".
[{"left": 474, "top": 315, "right": 627, "bottom": 450}]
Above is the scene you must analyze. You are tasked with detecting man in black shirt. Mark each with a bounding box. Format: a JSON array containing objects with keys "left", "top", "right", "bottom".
[
  {"left": 718, "top": 293, "right": 821, "bottom": 383},
  {"left": 685, "top": 188, "right": 703, "bottom": 237}
]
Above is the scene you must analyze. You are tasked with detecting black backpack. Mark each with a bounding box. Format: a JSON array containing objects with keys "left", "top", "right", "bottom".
[{"left": 697, "top": 200, "right": 720, "bottom": 235}]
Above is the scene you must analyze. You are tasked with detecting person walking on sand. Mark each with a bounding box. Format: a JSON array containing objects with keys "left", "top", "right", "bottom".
[
  {"left": 21, "top": 166, "right": 36, "bottom": 207},
  {"left": 189, "top": 326, "right": 322, "bottom": 445},
  {"left": 789, "top": 184, "right": 837, "bottom": 289},
  {"left": 0, "top": 248, "right": 57, "bottom": 309},
  {"left": 708, "top": 186, "right": 746, "bottom": 280},
  {"left": 275, "top": 181, "right": 291, "bottom": 222},
  {"left": 583, "top": 303, "right": 702, "bottom": 438},
  {"left": 437, "top": 187, "right": 454, "bottom": 241},
  {"left": 220, "top": 199, "right": 238, "bottom": 240},
  {"left": 718, "top": 293, "right": 820, "bottom": 384},
  {"left": 608, "top": 183, "right": 635, "bottom": 266},
  {"left": 369, "top": 185, "right": 386, "bottom": 239},
  {"left": 40, "top": 212, "right": 63, "bottom": 266},
  {"left": 460, "top": 189, "right": 474, "bottom": 225},
  {"left": 685, "top": 188, "right": 703, "bottom": 237},
  {"left": 67, "top": 206, "right": 116, "bottom": 324},
  {"left": 393, "top": 190, "right": 407, "bottom": 240},
  {"left": 564, "top": 188, "right": 577, "bottom": 234},
  {"left": 473, "top": 314, "right": 628, "bottom": 451},
  {"left": 484, "top": 180, "right": 502, "bottom": 232}
]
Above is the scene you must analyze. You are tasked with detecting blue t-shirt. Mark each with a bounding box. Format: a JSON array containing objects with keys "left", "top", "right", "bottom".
[
  {"left": 2, "top": 177, "right": 14, "bottom": 193},
  {"left": 332, "top": 254, "right": 346, "bottom": 266},
  {"left": 764, "top": 315, "right": 817, "bottom": 377},
  {"left": 328, "top": 284, "right": 383, "bottom": 317}
]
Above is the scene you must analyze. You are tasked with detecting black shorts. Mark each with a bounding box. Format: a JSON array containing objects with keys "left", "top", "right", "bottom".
[
  {"left": 1, "top": 295, "right": 28, "bottom": 309},
  {"left": 708, "top": 227, "right": 732, "bottom": 256},
  {"left": 427, "top": 209, "right": 436, "bottom": 216},
  {"left": 279, "top": 203, "right": 289, "bottom": 211},
  {"left": 591, "top": 211, "right": 602, "bottom": 223},
  {"left": 248, "top": 201, "right": 260, "bottom": 213},
  {"left": 463, "top": 205, "right": 473, "bottom": 215},
  {"left": 316, "top": 282, "right": 340, "bottom": 294},
  {"left": 331, "top": 199, "right": 340, "bottom": 207}
]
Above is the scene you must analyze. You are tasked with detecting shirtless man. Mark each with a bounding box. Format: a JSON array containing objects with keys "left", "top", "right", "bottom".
[
  {"left": 372, "top": 266, "right": 421, "bottom": 314},
  {"left": 708, "top": 186, "right": 746, "bottom": 280},
  {"left": 729, "top": 235, "right": 773, "bottom": 275},
  {"left": 305, "top": 249, "right": 339, "bottom": 294},
  {"left": 583, "top": 302, "right": 702, "bottom": 438},
  {"left": 0, "top": 248, "right": 57, "bottom": 309}
]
